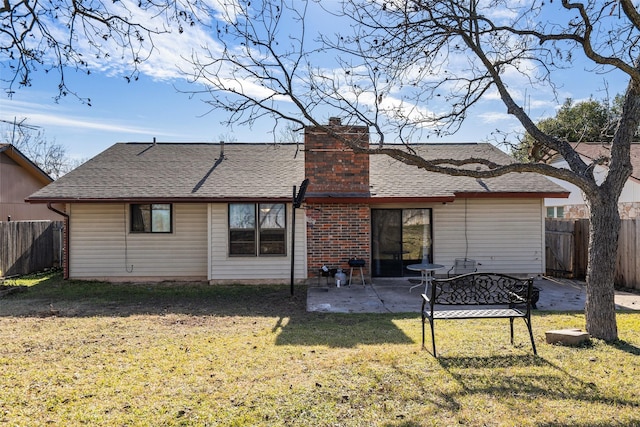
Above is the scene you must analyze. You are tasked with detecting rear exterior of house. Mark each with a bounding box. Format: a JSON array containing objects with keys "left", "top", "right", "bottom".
[{"left": 27, "top": 121, "right": 568, "bottom": 282}]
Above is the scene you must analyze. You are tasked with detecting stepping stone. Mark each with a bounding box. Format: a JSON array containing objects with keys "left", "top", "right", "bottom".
[{"left": 545, "top": 328, "right": 590, "bottom": 345}]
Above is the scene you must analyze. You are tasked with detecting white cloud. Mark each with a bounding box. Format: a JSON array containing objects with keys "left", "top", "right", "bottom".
[
  {"left": 478, "top": 111, "right": 511, "bottom": 123},
  {"left": 28, "top": 112, "right": 157, "bottom": 134},
  {"left": 49, "top": 0, "right": 234, "bottom": 83},
  {"left": 1, "top": 100, "right": 161, "bottom": 136}
]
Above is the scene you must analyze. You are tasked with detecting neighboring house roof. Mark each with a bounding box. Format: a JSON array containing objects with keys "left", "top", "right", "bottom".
[
  {"left": 569, "top": 142, "right": 640, "bottom": 183},
  {"left": 0, "top": 143, "right": 54, "bottom": 185},
  {"left": 27, "top": 142, "right": 567, "bottom": 203}
]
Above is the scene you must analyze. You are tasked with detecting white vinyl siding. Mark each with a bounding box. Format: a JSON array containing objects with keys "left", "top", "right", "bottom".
[
  {"left": 209, "top": 203, "right": 307, "bottom": 282},
  {"left": 69, "top": 203, "right": 208, "bottom": 279},
  {"left": 433, "top": 198, "right": 545, "bottom": 275},
  {"left": 67, "top": 198, "right": 542, "bottom": 281}
]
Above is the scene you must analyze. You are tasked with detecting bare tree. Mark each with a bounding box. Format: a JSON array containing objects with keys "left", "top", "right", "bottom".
[
  {"left": 217, "top": 132, "right": 238, "bottom": 143},
  {"left": 184, "top": 0, "right": 638, "bottom": 341},
  {"left": 2, "top": 118, "right": 73, "bottom": 178},
  {"left": 278, "top": 123, "right": 302, "bottom": 143},
  {"left": 0, "top": 0, "right": 199, "bottom": 101}
]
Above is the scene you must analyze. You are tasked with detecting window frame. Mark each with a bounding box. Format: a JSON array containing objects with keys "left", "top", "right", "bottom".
[
  {"left": 130, "top": 203, "right": 173, "bottom": 233},
  {"left": 228, "top": 203, "right": 287, "bottom": 257}
]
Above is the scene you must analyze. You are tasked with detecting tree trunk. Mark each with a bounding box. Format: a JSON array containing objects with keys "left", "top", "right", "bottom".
[{"left": 584, "top": 194, "right": 620, "bottom": 341}]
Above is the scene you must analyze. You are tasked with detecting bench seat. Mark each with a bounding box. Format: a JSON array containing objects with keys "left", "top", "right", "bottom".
[
  {"left": 432, "top": 307, "right": 526, "bottom": 320},
  {"left": 421, "top": 272, "right": 537, "bottom": 357}
]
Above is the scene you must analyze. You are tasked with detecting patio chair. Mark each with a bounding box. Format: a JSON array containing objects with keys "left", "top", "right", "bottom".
[{"left": 447, "top": 258, "right": 477, "bottom": 277}]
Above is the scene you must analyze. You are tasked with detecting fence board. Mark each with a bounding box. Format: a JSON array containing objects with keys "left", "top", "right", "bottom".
[
  {"left": 0, "top": 221, "right": 63, "bottom": 277},
  {"left": 616, "top": 219, "right": 639, "bottom": 290},
  {"left": 574, "top": 219, "right": 589, "bottom": 278},
  {"left": 636, "top": 219, "right": 640, "bottom": 288}
]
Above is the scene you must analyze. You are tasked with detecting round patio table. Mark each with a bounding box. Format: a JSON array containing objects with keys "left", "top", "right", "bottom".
[{"left": 407, "top": 263, "right": 445, "bottom": 293}]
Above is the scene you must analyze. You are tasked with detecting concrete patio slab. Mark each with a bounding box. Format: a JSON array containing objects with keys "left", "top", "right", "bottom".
[{"left": 306, "top": 276, "right": 640, "bottom": 313}]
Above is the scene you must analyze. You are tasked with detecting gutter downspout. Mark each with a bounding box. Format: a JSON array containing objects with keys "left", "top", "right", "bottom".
[{"left": 47, "top": 203, "right": 69, "bottom": 279}]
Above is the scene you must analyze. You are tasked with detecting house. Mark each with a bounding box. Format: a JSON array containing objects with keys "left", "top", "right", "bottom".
[
  {"left": 0, "top": 144, "right": 61, "bottom": 221},
  {"left": 545, "top": 143, "right": 640, "bottom": 219},
  {"left": 26, "top": 119, "right": 568, "bottom": 282}
]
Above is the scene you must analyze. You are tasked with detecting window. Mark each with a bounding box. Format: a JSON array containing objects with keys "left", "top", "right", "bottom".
[
  {"left": 229, "top": 203, "right": 286, "bottom": 256},
  {"left": 546, "top": 206, "right": 565, "bottom": 218},
  {"left": 259, "top": 203, "right": 286, "bottom": 255},
  {"left": 229, "top": 203, "right": 256, "bottom": 255},
  {"left": 131, "top": 204, "right": 172, "bottom": 233}
]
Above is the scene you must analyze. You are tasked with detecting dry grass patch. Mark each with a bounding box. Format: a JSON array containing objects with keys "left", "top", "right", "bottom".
[{"left": 1, "top": 272, "right": 639, "bottom": 426}]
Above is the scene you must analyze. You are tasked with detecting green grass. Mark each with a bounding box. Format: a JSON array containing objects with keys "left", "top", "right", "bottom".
[{"left": 1, "top": 272, "right": 639, "bottom": 426}]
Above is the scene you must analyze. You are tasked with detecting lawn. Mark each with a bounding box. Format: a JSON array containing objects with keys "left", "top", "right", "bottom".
[{"left": 1, "top": 272, "right": 639, "bottom": 426}]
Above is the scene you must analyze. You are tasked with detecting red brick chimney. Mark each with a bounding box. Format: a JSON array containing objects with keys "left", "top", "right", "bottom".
[
  {"left": 303, "top": 118, "right": 371, "bottom": 280},
  {"left": 304, "top": 117, "right": 370, "bottom": 197}
]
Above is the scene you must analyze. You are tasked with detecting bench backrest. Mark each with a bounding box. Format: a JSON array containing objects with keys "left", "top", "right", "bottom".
[{"left": 431, "top": 273, "right": 533, "bottom": 306}]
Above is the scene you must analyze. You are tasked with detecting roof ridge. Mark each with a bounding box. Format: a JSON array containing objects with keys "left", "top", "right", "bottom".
[{"left": 116, "top": 141, "right": 301, "bottom": 146}]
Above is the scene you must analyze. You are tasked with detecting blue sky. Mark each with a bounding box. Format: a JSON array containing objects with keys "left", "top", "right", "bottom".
[
  {"left": 0, "top": 1, "right": 629, "bottom": 162},
  {"left": 2, "top": 71, "right": 240, "bottom": 161}
]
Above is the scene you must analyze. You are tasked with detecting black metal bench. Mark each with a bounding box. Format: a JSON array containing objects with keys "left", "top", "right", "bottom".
[{"left": 421, "top": 272, "right": 537, "bottom": 357}]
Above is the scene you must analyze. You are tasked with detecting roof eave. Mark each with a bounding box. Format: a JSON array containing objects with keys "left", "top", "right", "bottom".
[
  {"left": 28, "top": 192, "right": 569, "bottom": 204},
  {"left": 455, "top": 191, "right": 571, "bottom": 199},
  {"left": 305, "top": 195, "right": 456, "bottom": 204},
  {"left": 26, "top": 196, "right": 294, "bottom": 204},
  {"left": 370, "top": 196, "right": 456, "bottom": 203}
]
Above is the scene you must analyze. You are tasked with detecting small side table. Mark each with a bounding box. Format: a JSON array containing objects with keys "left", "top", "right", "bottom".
[{"left": 406, "top": 263, "right": 444, "bottom": 293}]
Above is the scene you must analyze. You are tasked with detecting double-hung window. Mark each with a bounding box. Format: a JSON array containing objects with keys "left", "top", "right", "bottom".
[
  {"left": 229, "top": 203, "right": 286, "bottom": 256},
  {"left": 130, "top": 204, "right": 172, "bottom": 233}
]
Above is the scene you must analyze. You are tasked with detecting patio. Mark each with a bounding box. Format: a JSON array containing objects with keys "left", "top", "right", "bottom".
[{"left": 306, "top": 276, "right": 640, "bottom": 313}]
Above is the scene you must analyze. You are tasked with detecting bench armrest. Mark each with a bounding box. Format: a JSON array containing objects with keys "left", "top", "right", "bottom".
[
  {"left": 421, "top": 293, "right": 432, "bottom": 313},
  {"left": 504, "top": 290, "right": 527, "bottom": 304}
]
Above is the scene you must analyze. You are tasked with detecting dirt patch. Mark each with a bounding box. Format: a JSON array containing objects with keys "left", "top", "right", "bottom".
[
  {"left": 0, "top": 285, "right": 27, "bottom": 298},
  {"left": 0, "top": 278, "right": 308, "bottom": 319}
]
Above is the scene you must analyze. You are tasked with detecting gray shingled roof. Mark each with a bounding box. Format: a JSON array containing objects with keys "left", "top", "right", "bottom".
[
  {"left": 28, "top": 143, "right": 305, "bottom": 201},
  {"left": 27, "top": 142, "right": 566, "bottom": 202},
  {"left": 371, "top": 143, "right": 567, "bottom": 198}
]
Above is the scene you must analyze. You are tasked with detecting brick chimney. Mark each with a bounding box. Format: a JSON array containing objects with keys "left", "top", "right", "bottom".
[
  {"left": 303, "top": 118, "right": 371, "bottom": 280},
  {"left": 304, "top": 117, "right": 370, "bottom": 197}
]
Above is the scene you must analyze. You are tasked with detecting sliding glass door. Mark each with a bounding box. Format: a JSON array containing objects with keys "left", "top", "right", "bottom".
[{"left": 371, "top": 208, "right": 432, "bottom": 277}]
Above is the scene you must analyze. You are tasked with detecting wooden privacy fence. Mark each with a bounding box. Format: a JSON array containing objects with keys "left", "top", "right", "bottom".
[
  {"left": 616, "top": 219, "right": 640, "bottom": 290},
  {"left": 545, "top": 219, "right": 589, "bottom": 279},
  {"left": 545, "top": 218, "right": 640, "bottom": 290},
  {"left": 0, "top": 221, "right": 63, "bottom": 278}
]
